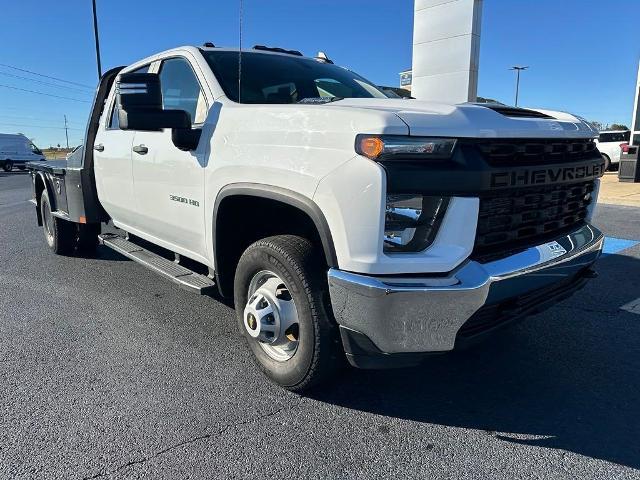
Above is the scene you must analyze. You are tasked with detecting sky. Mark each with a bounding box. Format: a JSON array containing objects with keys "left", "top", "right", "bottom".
[{"left": 0, "top": 0, "right": 639, "bottom": 147}]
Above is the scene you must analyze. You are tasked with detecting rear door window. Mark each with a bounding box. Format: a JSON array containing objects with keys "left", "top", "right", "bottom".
[{"left": 599, "top": 132, "right": 630, "bottom": 143}]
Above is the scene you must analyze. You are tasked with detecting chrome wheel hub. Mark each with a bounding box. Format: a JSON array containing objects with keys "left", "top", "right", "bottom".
[
  {"left": 42, "top": 199, "right": 54, "bottom": 244},
  {"left": 244, "top": 270, "right": 299, "bottom": 362}
]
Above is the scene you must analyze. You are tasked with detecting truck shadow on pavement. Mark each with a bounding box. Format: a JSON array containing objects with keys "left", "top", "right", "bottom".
[{"left": 311, "top": 252, "right": 640, "bottom": 470}]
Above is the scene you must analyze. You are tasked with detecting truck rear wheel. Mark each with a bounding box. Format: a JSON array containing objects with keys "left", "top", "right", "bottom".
[
  {"left": 234, "top": 235, "right": 342, "bottom": 391},
  {"left": 40, "top": 189, "right": 75, "bottom": 255},
  {"left": 3, "top": 160, "right": 13, "bottom": 172}
]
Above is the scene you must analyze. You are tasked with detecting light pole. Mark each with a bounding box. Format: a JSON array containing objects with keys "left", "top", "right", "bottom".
[
  {"left": 510, "top": 66, "right": 528, "bottom": 107},
  {"left": 91, "top": 0, "right": 102, "bottom": 80},
  {"left": 63, "top": 115, "right": 69, "bottom": 149}
]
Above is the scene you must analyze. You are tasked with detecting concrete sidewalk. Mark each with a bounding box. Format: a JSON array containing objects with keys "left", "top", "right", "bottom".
[{"left": 598, "top": 172, "right": 640, "bottom": 207}]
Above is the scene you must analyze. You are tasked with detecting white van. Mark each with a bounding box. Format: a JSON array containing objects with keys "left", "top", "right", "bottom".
[
  {"left": 0, "top": 133, "right": 46, "bottom": 172},
  {"left": 595, "top": 130, "right": 630, "bottom": 170}
]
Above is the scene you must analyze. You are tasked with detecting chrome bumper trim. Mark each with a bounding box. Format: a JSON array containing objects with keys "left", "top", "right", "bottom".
[{"left": 328, "top": 224, "right": 603, "bottom": 354}]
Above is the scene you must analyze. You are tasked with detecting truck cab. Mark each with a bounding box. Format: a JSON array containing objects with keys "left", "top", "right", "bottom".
[{"left": 28, "top": 45, "right": 605, "bottom": 391}]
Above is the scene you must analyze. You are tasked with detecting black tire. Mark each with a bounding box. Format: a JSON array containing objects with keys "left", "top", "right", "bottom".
[
  {"left": 40, "top": 189, "right": 75, "bottom": 255},
  {"left": 234, "top": 235, "right": 342, "bottom": 391},
  {"left": 602, "top": 154, "right": 612, "bottom": 171},
  {"left": 3, "top": 160, "right": 13, "bottom": 172}
]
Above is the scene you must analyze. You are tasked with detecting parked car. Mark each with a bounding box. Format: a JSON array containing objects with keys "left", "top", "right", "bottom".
[
  {"left": 0, "top": 133, "right": 45, "bottom": 171},
  {"left": 595, "top": 130, "right": 630, "bottom": 170},
  {"left": 27, "top": 45, "right": 605, "bottom": 391}
]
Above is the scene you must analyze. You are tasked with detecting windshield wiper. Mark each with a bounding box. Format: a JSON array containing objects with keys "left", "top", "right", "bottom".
[{"left": 297, "top": 96, "right": 344, "bottom": 105}]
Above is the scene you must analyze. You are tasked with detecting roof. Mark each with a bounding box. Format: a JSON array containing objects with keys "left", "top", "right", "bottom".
[{"left": 198, "top": 45, "right": 317, "bottom": 61}]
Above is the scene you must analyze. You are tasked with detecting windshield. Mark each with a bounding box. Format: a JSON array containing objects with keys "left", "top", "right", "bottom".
[
  {"left": 29, "top": 143, "right": 42, "bottom": 155},
  {"left": 202, "top": 51, "right": 387, "bottom": 104}
]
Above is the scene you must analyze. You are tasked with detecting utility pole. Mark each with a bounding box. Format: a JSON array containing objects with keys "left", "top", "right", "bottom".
[
  {"left": 510, "top": 66, "right": 528, "bottom": 107},
  {"left": 63, "top": 115, "right": 69, "bottom": 149},
  {"left": 91, "top": 0, "right": 102, "bottom": 79}
]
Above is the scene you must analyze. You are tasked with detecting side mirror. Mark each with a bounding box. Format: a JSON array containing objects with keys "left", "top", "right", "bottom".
[
  {"left": 116, "top": 73, "right": 191, "bottom": 131},
  {"left": 172, "top": 129, "right": 202, "bottom": 151}
]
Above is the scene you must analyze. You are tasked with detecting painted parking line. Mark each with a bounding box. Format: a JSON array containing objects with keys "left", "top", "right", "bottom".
[
  {"left": 621, "top": 298, "right": 640, "bottom": 315},
  {"left": 602, "top": 237, "right": 640, "bottom": 256}
]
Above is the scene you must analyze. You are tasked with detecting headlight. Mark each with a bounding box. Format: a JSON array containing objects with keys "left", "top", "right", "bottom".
[
  {"left": 384, "top": 195, "right": 449, "bottom": 253},
  {"left": 356, "top": 135, "right": 457, "bottom": 161}
]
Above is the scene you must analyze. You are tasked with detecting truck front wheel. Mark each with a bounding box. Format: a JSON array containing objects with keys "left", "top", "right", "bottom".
[
  {"left": 234, "top": 235, "right": 342, "bottom": 391},
  {"left": 3, "top": 160, "right": 13, "bottom": 172},
  {"left": 40, "top": 189, "right": 74, "bottom": 255}
]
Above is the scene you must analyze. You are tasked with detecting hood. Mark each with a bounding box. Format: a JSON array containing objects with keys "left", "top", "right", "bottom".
[{"left": 328, "top": 98, "right": 599, "bottom": 139}]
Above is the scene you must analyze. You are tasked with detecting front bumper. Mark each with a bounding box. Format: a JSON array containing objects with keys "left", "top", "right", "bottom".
[{"left": 328, "top": 224, "right": 603, "bottom": 368}]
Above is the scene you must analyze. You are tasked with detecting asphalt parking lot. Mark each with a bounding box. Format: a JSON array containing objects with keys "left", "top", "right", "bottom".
[{"left": 1, "top": 171, "right": 640, "bottom": 479}]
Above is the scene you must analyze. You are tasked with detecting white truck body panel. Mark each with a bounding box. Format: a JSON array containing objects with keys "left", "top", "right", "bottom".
[
  {"left": 26, "top": 45, "right": 606, "bottom": 381},
  {"left": 92, "top": 46, "right": 601, "bottom": 277}
]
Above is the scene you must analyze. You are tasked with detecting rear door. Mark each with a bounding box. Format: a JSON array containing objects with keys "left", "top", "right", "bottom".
[{"left": 130, "top": 55, "right": 209, "bottom": 259}]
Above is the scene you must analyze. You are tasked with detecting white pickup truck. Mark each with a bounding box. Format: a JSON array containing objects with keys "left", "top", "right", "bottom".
[{"left": 28, "top": 44, "right": 605, "bottom": 391}]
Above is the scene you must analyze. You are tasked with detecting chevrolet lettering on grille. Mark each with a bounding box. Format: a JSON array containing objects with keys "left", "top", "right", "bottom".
[{"left": 490, "top": 162, "right": 606, "bottom": 189}]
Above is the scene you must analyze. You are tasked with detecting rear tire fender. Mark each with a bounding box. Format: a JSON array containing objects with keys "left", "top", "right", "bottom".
[{"left": 34, "top": 172, "right": 56, "bottom": 226}]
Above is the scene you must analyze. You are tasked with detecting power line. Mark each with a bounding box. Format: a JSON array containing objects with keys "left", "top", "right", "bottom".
[
  {"left": 0, "top": 122, "right": 84, "bottom": 131},
  {"left": 0, "top": 62, "right": 95, "bottom": 90},
  {"left": 0, "top": 71, "right": 93, "bottom": 95},
  {"left": 0, "top": 105, "right": 88, "bottom": 118},
  {"left": 0, "top": 84, "right": 91, "bottom": 103},
  {"left": 0, "top": 112, "right": 84, "bottom": 124}
]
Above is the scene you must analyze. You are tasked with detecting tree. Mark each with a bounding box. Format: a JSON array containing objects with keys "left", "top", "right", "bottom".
[
  {"left": 589, "top": 120, "right": 605, "bottom": 131},
  {"left": 477, "top": 96, "right": 504, "bottom": 105},
  {"left": 610, "top": 123, "right": 629, "bottom": 131}
]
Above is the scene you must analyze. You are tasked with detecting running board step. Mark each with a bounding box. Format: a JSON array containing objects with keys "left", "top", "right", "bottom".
[{"left": 99, "top": 233, "right": 216, "bottom": 295}]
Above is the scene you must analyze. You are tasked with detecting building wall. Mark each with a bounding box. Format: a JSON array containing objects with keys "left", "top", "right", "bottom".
[{"left": 411, "top": 0, "right": 483, "bottom": 103}]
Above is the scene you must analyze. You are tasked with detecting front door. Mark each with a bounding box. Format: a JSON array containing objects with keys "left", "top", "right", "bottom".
[{"left": 131, "top": 56, "right": 209, "bottom": 260}]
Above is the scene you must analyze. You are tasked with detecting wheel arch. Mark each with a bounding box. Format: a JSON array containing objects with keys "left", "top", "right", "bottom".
[{"left": 212, "top": 183, "right": 338, "bottom": 298}]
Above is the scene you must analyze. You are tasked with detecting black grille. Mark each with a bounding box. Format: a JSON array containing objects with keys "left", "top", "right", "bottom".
[
  {"left": 457, "top": 270, "right": 590, "bottom": 339},
  {"left": 474, "top": 138, "right": 599, "bottom": 166},
  {"left": 473, "top": 180, "right": 594, "bottom": 261}
]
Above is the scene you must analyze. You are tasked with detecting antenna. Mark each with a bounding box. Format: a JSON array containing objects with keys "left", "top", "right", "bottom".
[{"left": 238, "top": 0, "right": 243, "bottom": 103}]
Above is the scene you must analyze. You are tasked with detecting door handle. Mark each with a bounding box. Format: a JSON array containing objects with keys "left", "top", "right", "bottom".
[
  {"left": 133, "top": 145, "right": 148, "bottom": 155},
  {"left": 93, "top": 144, "right": 104, "bottom": 152}
]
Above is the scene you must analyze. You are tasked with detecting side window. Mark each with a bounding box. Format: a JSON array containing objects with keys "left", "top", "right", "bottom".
[
  {"left": 158, "top": 57, "right": 207, "bottom": 125},
  {"left": 108, "top": 64, "right": 150, "bottom": 130}
]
